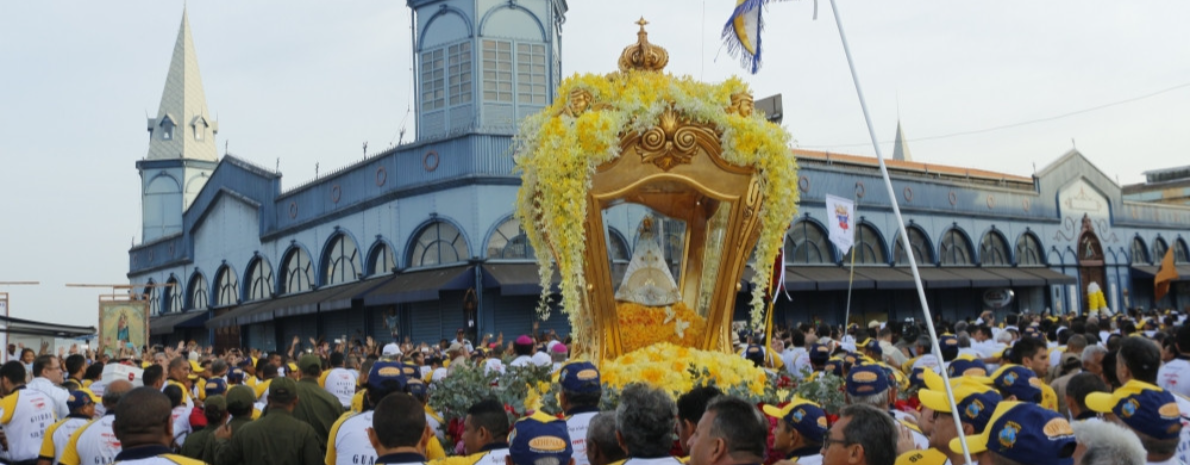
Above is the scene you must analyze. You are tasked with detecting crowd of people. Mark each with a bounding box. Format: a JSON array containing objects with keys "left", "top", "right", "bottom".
[{"left": 1, "top": 307, "right": 1188, "bottom": 465}]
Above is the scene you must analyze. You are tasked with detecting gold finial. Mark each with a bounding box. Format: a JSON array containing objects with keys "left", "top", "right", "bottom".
[{"left": 618, "top": 17, "right": 669, "bottom": 72}]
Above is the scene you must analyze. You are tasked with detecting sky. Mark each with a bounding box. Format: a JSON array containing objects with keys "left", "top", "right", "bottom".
[{"left": 2, "top": 1, "right": 1189, "bottom": 327}]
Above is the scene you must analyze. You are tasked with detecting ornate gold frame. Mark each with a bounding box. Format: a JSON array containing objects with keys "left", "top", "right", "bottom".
[{"left": 580, "top": 109, "right": 765, "bottom": 360}]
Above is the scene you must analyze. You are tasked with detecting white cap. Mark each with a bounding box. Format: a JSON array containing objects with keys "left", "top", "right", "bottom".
[{"left": 382, "top": 343, "right": 402, "bottom": 357}]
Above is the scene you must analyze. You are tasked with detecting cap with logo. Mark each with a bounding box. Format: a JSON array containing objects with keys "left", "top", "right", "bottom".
[
  {"left": 894, "top": 448, "right": 948, "bottom": 465},
  {"left": 508, "top": 411, "right": 574, "bottom": 465},
  {"left": 367, "top": 361, "right": 409, "bottom": 394},
  {"left": 947, "top": 354, "right": 989, "bottom": 378},
  {"left": 269, "top": 377, "right": 299, "bottom": 404},
  {"left": 809, "top": 343, "right": 831, "bottom": 364},
  {"left": 918, "top": 373, "right": 1002, "bottom": 432},
  {"left": 1085, "top": 380, "right": 1183, "bottom": 441},
  {"left": 761, "top": 398, "right": 828, "bottom": 444},
  {"left": 226, "top": 385, "right": 258, "bottom": 411},
  {"left": 950, "top": 401, "right": 1075, "bottom": 465},
  {"left": 66, "top": 390, "right": 98, "bottom": 412},
  {"left": 559, "top": 362, "right": 601, "bottom": 394},
  {"left": 227, "top": 367, "right": 246, "bottom": 383},
  {"left": 407, "top": 378, "right": 428, "bottom": 397},
  {"left": 822, "top": 357, "right": 844, "bottom": 378},
  {"left": 988, "top": 365, "right": 1042, "bottom": 404},
  {"left": 845, "top": 365, "right": 889, "bottom": 397},
  {"left": 204, "top": 377, "right": 228, "bottom": 396},
  {"left": 863, "top": 339, "right": 883, "bottom": 356},
  {"left": 744, "top": 345, "right": 765, "bottom": 365}
]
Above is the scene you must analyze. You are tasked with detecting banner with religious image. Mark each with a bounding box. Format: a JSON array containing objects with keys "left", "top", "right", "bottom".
[
  {"left": 99, "top": 300, "right": 148, "bottom": 357},
  {"left": 825, "top": 194, "right": 856, "bottom": 254}
]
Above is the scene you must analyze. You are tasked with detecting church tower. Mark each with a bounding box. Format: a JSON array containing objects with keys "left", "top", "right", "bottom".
[
  {"left": 138, "top": 8, "right": 219, "bottom": 243},
  {"left": 409, "top": 0, "right": 567, "bottom": 141}
]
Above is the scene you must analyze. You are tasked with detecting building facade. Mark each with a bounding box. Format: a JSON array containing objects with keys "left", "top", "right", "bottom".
[{"left": 130, "top": 2, "right": 1190, "bottom": 350}]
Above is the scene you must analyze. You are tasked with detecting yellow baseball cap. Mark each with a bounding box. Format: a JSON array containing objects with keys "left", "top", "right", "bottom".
[{"left": 895, "top": 448, "right": 948, "bottom": 465}]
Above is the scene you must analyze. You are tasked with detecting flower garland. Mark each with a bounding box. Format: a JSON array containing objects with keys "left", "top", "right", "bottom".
[
  {"left": 600, "top": 342, "right": 769, "bottom": 397},
  {"left": 513, "top": 70, "right": 799, "bottom": 338}
]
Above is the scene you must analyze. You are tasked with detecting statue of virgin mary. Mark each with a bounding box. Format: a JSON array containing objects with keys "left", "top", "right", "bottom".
[{"left": 615, "top": 217, "right": 681, "bottom": 306}]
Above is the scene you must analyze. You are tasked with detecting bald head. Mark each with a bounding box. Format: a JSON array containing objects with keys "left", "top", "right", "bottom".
[
  {"left": 113, "top": 387, "right": 173, "bottom": 448},
  {"left": 103, "top": 380, "right": 134, "bottom": 408}
]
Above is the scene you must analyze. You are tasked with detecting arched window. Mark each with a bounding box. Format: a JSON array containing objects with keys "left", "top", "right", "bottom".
[
  {"left": 245, "top": 258, "right": 274, "bottom": 301},
  {"left": 1177, "top": 239, "right": 1189, "bottom": 264},
  {"left": 842, "top": 223, "right": 886, "bottom": 265},
  {"left": 165, "top": 277, "right": 182, "bottom": 313},
  {"left": 1153, "top": 238, "right": 1169, "bottom": 263},
  {"left": 786, "top": 220, "right": 831, "bottom": 264},
  {"left": 1132, "top": 237, "right": 1149, "bottom": 264},
  {"left": 189, "top": 274, "right": 208, "bottom": 311},
  {"left": 894, "top": 227, "right": 933, "bottom": 266},
  {"left": 144, "top": 280, "right": 160, "bottom": 316},
  {"left": 369, "top": 242, "right": 396, "bottom": 276},
  {"left": 214, "top": 267, "right": 238, "bottom": 307},
  {"left": 487, "top": 218, "right": 535, "bottom": 259},
  {"left": 324, "top": 234, "right": 361, "bottom": 286},
  {"left": 281, "top": 247, "right": 314, "bottom": 294},
  {"left": 409, "top": 221, "right": 469, "bottom": 267},
  {"left": 940, "top": 229, "right": 973, "bottom": 266},
  {"left": 1016, "top": 233, "right": 1044, "bottom": 266},
  {"left": 980, "top": 231, "right": 1011, "bottom": 266}
]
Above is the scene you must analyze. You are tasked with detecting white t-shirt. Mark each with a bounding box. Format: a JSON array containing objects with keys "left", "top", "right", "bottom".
[
  {"left": 44, "top": 416, "right": 91, "bottom": 463},
  {"left": 62, "top": 414, "right": 121, "bottom": 465},
  {"left": 1160, "top": 359, "right": 1190, "bottom": 399},
  {"left": 170, "top": 405, "right": 191, "bottom": 446},
  {"left": 566, "top": 411, "right": 599, "bottom": 465},
  {"left": 509, "top": 355, "right": 534, "bottom": 368},
  {"left": 1170, "top": 390, "right": 1190, "bottom": 465},
  {"left": 328, "top": 411, "right": 376, "bottom": 465},
  {"left": 783, "top": 348, "right": 812, "bottom": 380},
  {"left": 0, "top": 387, "right": 56, "bottom": 461},
  {"left": 324, "top": 367, "right": 359, "bottom": 408}
]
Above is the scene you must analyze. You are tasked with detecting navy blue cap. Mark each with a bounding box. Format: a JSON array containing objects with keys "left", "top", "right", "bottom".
[
  {"left": 66, "top": 390, "right": 97, "bottom": 412},
  {"left": 559, "top": 362, "right": 601, "bottom": 394},
  {"left": 744, "top": 345, "right": 765, "bottom": 366},
  {"left": 227, "top": 367, "right": 246, "bottom": 383},
  {"left": 822, "top": 358, "right": 844, "bottom": 377},
  {"left": 947, "top": 355, "right": 989, "bottom": 378},
  {"left": 809, "top": 343, "right": 831, "bottom": 364},
  {"left": 863, "top": 339, "right": 883, "bottom": 356},
  {"left": 909, "top": 367, "right": 928, "bottom": 389},
  {"left": 992, "top": 365, "right": 1042, "bottom": 403},
  {"left": 1086, "top": 380, "right": 1183, "bottom": 440},
  {"left": 951, "top": 402, "right": 1075, "bottom": 465},
  {"left": 846, "top": 364, "right": 889, "bottom": 397},
  {"left": 407, "top": 379, "right": 428, "bottom": 397},
  {"left": 763, "top": 399, "right": 828, "bottom": 444},
  {"left": 509, "top": 412, "right": 574, "bottom": 465},
  {"left": 367, "top": 361, "right": 408, "bottom": 393},
  {"left": 204, "top": 377, "right": 228, "bottom": 396}
]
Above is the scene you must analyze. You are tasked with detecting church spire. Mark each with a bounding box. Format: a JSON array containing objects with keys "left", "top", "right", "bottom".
[
  {"left": 146, "top": 7, "right": 218, "bottom": 161},
  {"left": 892, "top": 120, "right": 912, "bottom": 162}
]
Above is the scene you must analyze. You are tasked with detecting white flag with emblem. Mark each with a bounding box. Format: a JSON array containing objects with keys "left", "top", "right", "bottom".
[{"left": 825, "top": 194, "right": 855, "bottom": 254}]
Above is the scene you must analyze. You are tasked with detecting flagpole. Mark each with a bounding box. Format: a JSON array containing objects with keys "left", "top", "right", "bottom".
[{"left": 825, "top": 1, "right": 972, "bottom": 463}]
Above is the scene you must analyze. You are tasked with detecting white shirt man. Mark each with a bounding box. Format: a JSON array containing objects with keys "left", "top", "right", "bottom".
[
  {"left": 0, "top": 385, "right": 56, "bottom": 463},
  {"left": 59, "top": 413, "right": 121, "bottom": 465},
  {"left": 1159, "top": 356, "right": 1190, "bottom": 398},
  {"left": 782, "top": 345, "right": 811, "bottom": 381},
  {"left": 323, "top": 367, "right": 358, "bottom": 409},
  {"left": 170, "top": 403, "right": 191, "bottom": 446},
  {"left": 28, "top": 365, "right": 70, "bottom": 420},
  {"left": 327, "top": 409, "right": 379, "bottom": 465}
]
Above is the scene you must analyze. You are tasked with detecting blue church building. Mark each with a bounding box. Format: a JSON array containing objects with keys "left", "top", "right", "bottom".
[{"left": 130, "top": 1, "right": 1190, "bottom": 351}]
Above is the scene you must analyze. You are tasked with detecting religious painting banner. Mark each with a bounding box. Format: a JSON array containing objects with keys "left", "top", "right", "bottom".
[{"left": 99, "top": 300, "right": 148, "bottom": 357}]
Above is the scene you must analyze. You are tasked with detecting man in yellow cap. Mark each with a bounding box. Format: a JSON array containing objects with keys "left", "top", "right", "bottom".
[
  {"left": 1089, "top": 335, "right": 1189, "bottom": 465},
  {"left": 917, "top": 369, "right": 1003, "bottom": 465},
  {"left": 949, "top": 401, "right": 1075, "bottom": 465},
  {"left": 761, "top": 398, "right": 827, "bottom": 464}
]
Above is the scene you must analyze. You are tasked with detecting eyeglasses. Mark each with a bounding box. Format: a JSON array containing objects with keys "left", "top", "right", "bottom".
[{"left": 822, "top": 436, "right": 851, "bottom": 450}]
